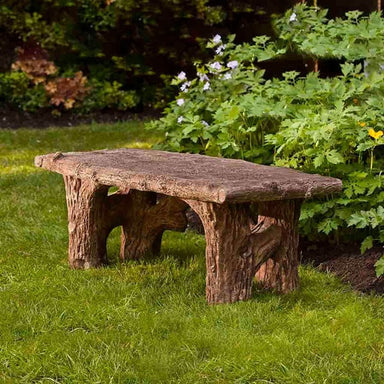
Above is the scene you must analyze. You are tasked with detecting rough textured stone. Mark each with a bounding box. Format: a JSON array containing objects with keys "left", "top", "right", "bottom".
[{"left": 35, "top": 148, "right": 342, "bottom": 204}]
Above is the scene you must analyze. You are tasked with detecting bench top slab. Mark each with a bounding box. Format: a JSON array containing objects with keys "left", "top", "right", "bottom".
[{"left": 35, "top": 148, "right": 342, "bottom": 203}]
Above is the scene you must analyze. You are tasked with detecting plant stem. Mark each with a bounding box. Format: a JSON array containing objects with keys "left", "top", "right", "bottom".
[
  {"left": 370, "top": 148, "right": 374, "bottom": 172},
  {"left": 314, "top": 59, "right": 319, "bottom": 72}
]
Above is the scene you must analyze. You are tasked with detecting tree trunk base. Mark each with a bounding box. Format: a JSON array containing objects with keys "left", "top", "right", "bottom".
[
  {"left": 184, "top": 200, "right": 282, "bottom": 304},
  {"left": 120, "top": 191, "right": 188, "bottom": 260},
  {"left": 63, "top": 176, "right": 187, "bottom": 268},
  {"left": 255, "top": 200, "right": 302, "bottom": 293}
]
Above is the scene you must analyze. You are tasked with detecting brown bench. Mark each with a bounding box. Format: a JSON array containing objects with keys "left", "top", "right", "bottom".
[{"left": 35, "top": 148, "right": 342, "bottom": 304}]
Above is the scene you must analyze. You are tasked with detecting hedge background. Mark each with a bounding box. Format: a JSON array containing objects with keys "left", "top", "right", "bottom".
[{"left": 0, "top": 0, "right": 381, "bottom": 111}]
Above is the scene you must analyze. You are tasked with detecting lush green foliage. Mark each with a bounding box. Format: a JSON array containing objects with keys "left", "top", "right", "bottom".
[
  {"left": 0, "top": 71, "right": 48, "bottom": 112},
  {"left": 0, "top": 0, "right": 266, "bottom": 110},
  {"left": 151, "top": 4, "right": 384, "bottom": 255},
  {"left": 2, "top": 123, "right": 384, "bottom": 382},
  {"left": 0, "top": 67, "right": 138, "bottom": 113}
]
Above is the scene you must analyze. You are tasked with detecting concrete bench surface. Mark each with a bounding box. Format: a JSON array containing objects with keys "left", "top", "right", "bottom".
[
  {"left": 35, "top": 148, "right": 341, "bottom": 203},
  {"left": 35, "top": 148, "right": 342, "bottom": 304}
]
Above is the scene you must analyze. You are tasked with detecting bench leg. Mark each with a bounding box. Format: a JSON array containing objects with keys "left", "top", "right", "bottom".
[
  {"left": 63, "top": 176, "right": 109, "bottom": 269},
  {"left": 185, "top": 200, "right": 282, "bottom": 304},
  {"left": 255, "top": 200, "right": 302, "bottom": 293},
  {"left": 120, "top": 191, "right": 188, "bottom": 260}
]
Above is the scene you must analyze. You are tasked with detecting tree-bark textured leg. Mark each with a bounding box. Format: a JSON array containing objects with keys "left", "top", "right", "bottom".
[
  {"left": 64, "top": 176, "right": 109, "bottom": 269},
  {"left": 120, "top": 191, "right": 188, "bottom": 260},
  {"left": 255, "top": 199, "right": 302, "bottom": 293},
  {"left": 185, "top": 200, "right": 282, "bottom": 304}
]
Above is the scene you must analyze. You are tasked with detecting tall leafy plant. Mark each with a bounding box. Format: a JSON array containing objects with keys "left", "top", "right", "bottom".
[{"left": 150, "top": 5, "right": 384, "bottom": 261}]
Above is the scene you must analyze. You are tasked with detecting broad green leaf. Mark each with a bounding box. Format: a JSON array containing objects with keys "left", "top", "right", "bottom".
[
  {"left": 347, "top": 213, "right": 369, "bottom": 228},
  {"left": 313, "top": 154, "right": 325, "bottom": 168},
  {"left": 229, "top": 105, "right": 240, "bottom": 120},
  {"left": 360, "top": 236, "right": 373, "bottom": 254},
  {"left": 374, "top": 256, "right": 384, "bottom": 277},
  {"left": 318, "top": 218, "right": 339, "bottom": 234},
  {"left": 326, "top": 150, "right": 344, "bottom": 164}
]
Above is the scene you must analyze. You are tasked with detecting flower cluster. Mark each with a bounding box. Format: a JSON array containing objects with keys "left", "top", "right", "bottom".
[{"left": 172, "top": 33, "right": 240, "bottom": 125}]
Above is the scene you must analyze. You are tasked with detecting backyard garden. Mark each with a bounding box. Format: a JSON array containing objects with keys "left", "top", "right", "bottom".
[{"left": 1, "top": 1, "right": 384, "bottom": 383}]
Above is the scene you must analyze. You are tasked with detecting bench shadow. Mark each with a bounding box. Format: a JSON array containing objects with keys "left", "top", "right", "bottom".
[
  {"left": 250, "top": 265, "right": 355, "bottom": 313},
  {"left": 106, "top": 228, "right": 206, "bottom": 268},
  {"left": 106, "top": 227, "right": 352, "bottom": 312}
]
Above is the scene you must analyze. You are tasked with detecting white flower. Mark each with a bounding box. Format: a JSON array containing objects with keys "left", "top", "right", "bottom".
[
  {"left": 180, "top": 81, "right": 191, "bottom": 92},
  {"left": 202, "top": 120, "right": 209, "bottom": 127},
  {"left": 213, "top": 34, "right": 221, "bottom": 44},
  {"left": 215, "top": 44, "right": 226, "bottom": 55},
  {"left": 177, "top": 116, "right": 184, "bottom": 123},
  {"left": 176, "top": 98, "right": 185, "bottom": 106},
  {"left": 177, "top": 71, "right": 187, "bottom": 81},
  {"left": 197, "top": 72, "right": 209, "bottom": 82},
  {"left": 210, "top": 61, "right": 222, "bottom": 71},
  {"left": 227, "top": 60, "right": 238, "bottom": 69},
  {"left": 223, "top": 72, "right": 232, "bottom": 80},
  {"left": 203, "top": 82, "right": 211, "bottom": 91},
  {"left": 289, "top": 12, "right": 297, "bottom": 22}
]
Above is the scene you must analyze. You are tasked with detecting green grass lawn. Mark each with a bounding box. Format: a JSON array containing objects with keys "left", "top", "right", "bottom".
[{"left": 1, "top": 122, "right": 384, "bottom": 383}]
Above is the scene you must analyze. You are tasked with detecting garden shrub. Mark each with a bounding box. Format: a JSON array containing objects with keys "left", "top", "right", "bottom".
[
  {"left": 0, "top": 71, "right": 49, "bottom": 112},
  {"left": 1, "top": 44, "right": 139, "bottom": 113},
  {"left": 150, "top": 4, "right": 384, "bottom": 255},
  {"left": 80, "top": 79, "right": 139, "bottom": 113},
  {"left": 0, "top": 0, "right": 270, "bottom": 108}
]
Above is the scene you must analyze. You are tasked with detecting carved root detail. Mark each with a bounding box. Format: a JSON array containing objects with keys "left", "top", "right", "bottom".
[
  {"left": 120, "top": 191, "right": 188, "bottom": 260},
  {"left": 184, "top": 200, "right": 282, "bottom": 304},
  {"left": 255, "top": 200, "right": 303, "bottom": 293},
  {"left": 63, "top": 176, "right": 188, "bottom": 269}
]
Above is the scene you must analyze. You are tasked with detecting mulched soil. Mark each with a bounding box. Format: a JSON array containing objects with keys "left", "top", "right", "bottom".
[
  {"left": 0, "top": 106, "right": 161, "bottom": 129},
  {"left": 301, "top": 241, "right": 384, "bottom": 294}
]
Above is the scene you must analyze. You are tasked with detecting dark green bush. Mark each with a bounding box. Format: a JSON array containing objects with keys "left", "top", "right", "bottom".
[
  {"left": 0, "top": 0, "right": 271, "bottom": 109},
  {"left": 0, "top": 71, "right": 49, "bottom": 112},
  {"left": 80, "top": 80, "right": 139, "bottom": 113}
]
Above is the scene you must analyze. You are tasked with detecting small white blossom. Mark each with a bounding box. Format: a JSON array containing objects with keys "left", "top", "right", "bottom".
[
  {"left": 180, "top": 81, "right": 191, "bottom": 92},
  {"left": 197, "top": 72, "right": 209, "bottom": 82},
  {"left": 177, "top": 71, "right": 187, "bottom": 81},
  {"left": 177, "top": 116, "right": 184, "bottom": 123},
  {"left": 176, "top": 98, "right": 185, "bottom": 106},
  {"left": 289, "top": 12, "right": 297, "bottom": 22},
  {"left": 202, "top": 120, "right": 209, "bottom": 127},
  {"left": 223, "top": 72, "right": 232, "bottom": 80},
  {"left": 210, "top": 61, "right": 222, "bottom": 71},
  {"left": 213, "top": 34, "right": 221, "bottom": 44},
  {"left": 203, "top": 82, "right": 211, "bottom": 91},
  {"left": 215, "top": 44, "right": 226, "bottom": 55},
  {"left": 227, "top": 60, "right": 238, "bottom": 69}
]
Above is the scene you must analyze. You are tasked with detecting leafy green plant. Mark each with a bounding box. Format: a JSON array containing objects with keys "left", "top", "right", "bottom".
[
  {"left": 150, "top": 5, "right": 384, "bottom": 268},
  {"left": 1, "top": 45, "right": 139, "bottom": 113},
  {"left": 81, "top": 79, "right": 139, "bottom": 113},
  {"left": 0, "top": 71, "right": 49, "bottom": 112},
  {"left": 0, "top": 0, "right": 271, "bottom": 107}
]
